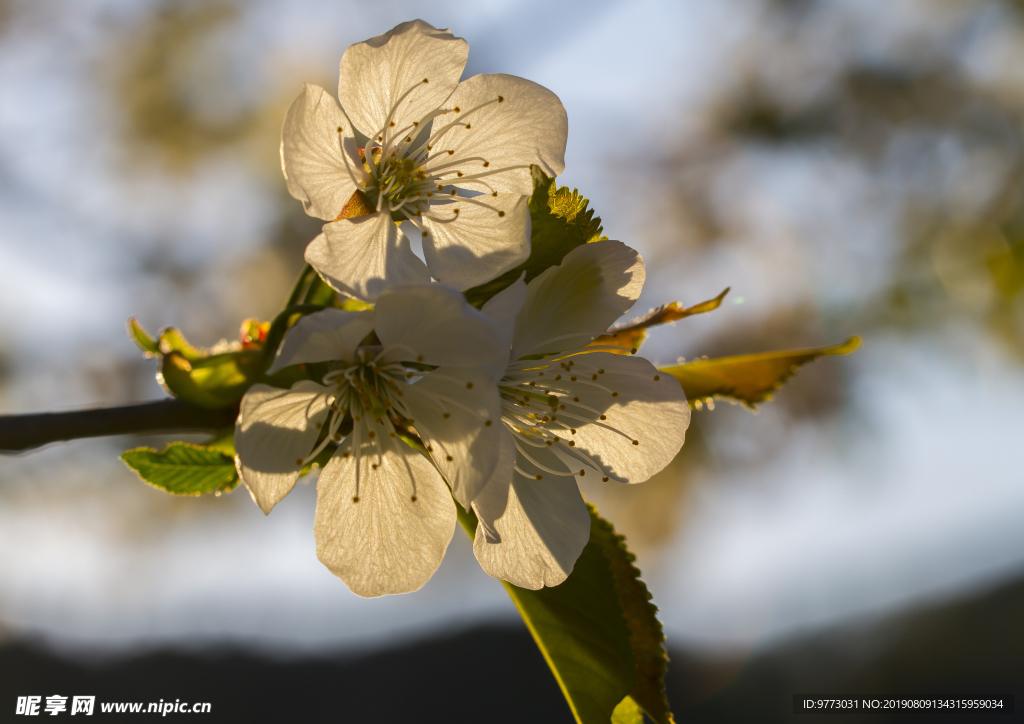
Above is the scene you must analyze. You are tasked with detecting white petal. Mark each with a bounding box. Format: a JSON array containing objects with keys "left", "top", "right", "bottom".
[
  {"left": 267, "top": 308, "right": 375, "bottom": 374},
  {"left": 400, "top": 367, "right": 504, "bottom": 508},
  {"left": 473, "top": 448, "right": 590, "bottom": 589},
  {"left": 421, "top": 193, "right": 530, "bottom": 291},
  {"left": 305, "top": 214, "right": 430, "bottom": 302},
  {"left": 512, "top": 240, "right": 645, "bottom": 359},
  {"left": 374, "top": 284, "right": 504, "bottom": 376},
  {"left": 546, "top": 352, "right": 689, "bottom": 484},
  {"left": 314, "top": 424, "right": 456, "bottom": 597},
  {"left": 235, "top": 382, "right": 330, "bottom": 514},
  {"left": 470, "top": 425, "right": 516, "bottom": 543},
  {"left": 280, "top": 83, "right": 364, "bottom": 221},
  {"left": 427, "top": 73, "right": 568, "bottom": 195},
  {"left": 338, "top": 20, "right": 467, "bottom": 140},
  {"left": 481, "top": 275, "right": 527, "bottom": 356}
]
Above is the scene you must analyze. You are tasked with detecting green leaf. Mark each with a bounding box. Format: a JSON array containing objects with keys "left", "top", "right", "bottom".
[
  {"left": 121, "top": 442, "right": 238, "bottom": 495},
  {"left": 663, "top": 336, "right": 862, "bottom": 409},
  {"left": 127, "top": 318, "right": 160, "bottom": 357},
  {"left": 157, "top": 327, "right": 204, "bottom": 362},
  {"left": 464, "top": 167, "right": 605, "bottom": 307},
  {"left": 598, "top": 515, "right": 674, "bottom": 724},
  {"left": 593, "top": 288, "right": 731, "bottom": 355},
  {"left": 458, "top": 503, "right": 673, "bottom": 724},
  {"left": 200, "top": 426, "right": 235, "bottom": 456},
  {"left": 158, "top": 348, "right": 263, "bottom": 409}
]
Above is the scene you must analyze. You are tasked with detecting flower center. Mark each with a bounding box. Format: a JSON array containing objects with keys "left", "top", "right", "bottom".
[
  {"left": 335, "top": 80, "right": 526, "bottom": 237},
  {"left": 499, "top": 353, "right": 640, "bottom": 484},
  {"left": 364, "top": 152, "right": 430, "bottom": 222}
]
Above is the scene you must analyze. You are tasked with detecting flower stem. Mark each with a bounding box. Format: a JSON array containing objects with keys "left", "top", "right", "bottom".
[
  {"left": 0, "top": 399, "right": 239, "bottom": 454},
  {"left": 285, "top": 264, "right": 317, "bottom": 308}
]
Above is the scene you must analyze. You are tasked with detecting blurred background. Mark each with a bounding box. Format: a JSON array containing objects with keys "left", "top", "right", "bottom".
[{"left": 1, "top": 0, "right": 1022, "bottom": 721}]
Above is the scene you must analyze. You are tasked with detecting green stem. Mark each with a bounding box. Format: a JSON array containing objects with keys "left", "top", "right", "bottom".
[
  {"left": 0, "top": 399, "right": 239, "bottom": 454},
  {"left": 285, "top": 264, "right": 316, "bottom": 309},
  {"left": 259, "top": 303, "right": 330, "bottom": 368}
]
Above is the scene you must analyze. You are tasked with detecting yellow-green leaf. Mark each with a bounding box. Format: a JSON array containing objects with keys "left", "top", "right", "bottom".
[
  {"left": 611, "top": 696, "right": 645, "bottom": 724},
  {"left": 127, "top": 318, "right": 160, "bottom": 357},
  {"left": 121, "top": 442, "right": 238, "bottom": 495},
  {"left": 663, "top": 336, "right": 862, "bottom": 409},
  {"left": 593, "top": 288, "right": 731, "bottom": 355}
]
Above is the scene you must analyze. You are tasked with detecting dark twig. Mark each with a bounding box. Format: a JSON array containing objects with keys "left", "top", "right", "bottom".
[{"left": 0, "top": 399, "right": 239, "bottom": 454}]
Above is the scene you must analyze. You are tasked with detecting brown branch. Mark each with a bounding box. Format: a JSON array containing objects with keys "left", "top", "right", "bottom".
[{"left": 0, "top": 399, "right": 239, "bottom": 454}]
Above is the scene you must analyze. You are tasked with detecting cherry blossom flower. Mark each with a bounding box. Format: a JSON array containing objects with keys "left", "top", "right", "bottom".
[
  {"left": 281, "top": 20, "right": 568, "bottom": 301},
  {"left": 234, "top": 284, "right": 506, "bottom": 597},
  {"left": 472, "top": 240, "right": 691, "bottom": 589}
]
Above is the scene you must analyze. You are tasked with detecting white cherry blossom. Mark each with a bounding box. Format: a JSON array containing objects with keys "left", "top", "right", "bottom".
[
  {"left": 281, "top": 20, "right": 568, "bottom": 301},
  {"left": 472, "top": 240, "right": 691, "bottom": 589},
  {"left": 234, "top": 284, "right": 506, "bottom": 597}
]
